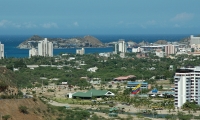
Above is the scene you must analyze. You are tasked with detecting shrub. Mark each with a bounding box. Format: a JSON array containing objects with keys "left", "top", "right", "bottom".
[
  {"left": 2, "top": 115, "right": 11, "bottom": 120},
  {"left": 19, "top": 105, "right": 28, "bottom": 114}
]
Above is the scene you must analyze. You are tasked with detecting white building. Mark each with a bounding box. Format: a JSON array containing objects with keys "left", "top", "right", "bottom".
[
  {"left": 190, "top": 35, "right": 200, "bottom": 45},
  {"left": 155, "top": 49, "right": 165, "bottom": 58},
  {"left": 29, "top": 48, "right": 38, "bottom": 58},
  {"left": 0, "top": 42, "right": 4, "bottom": 59},
  {"left": 99, "top": 53, "right": 110, "bottom": 57},
  {"left": 118, "top": 39, "right": 126, "bottom": 53},
  {"left": 76, "top": 48, "right": 85, "bottom": 55},
  {"left": 87, "top": 66, "right": 98, "bottom": 72},
  {"left": 38, "top": 38, "right": 53, "bottom": 57},
  {"left": 114, "top": 40, "right": 126, "bottom": 53},
  {"left": 132, "top": 47, "right": 142, "bottom": 53},
  {"left": 174, "top": 66, "right": 200, "bottom": 108}
]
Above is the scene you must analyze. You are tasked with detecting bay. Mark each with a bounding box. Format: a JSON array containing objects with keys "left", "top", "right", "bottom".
[{"left": 0, "top": 34, "right": 192, "bottom": 58}]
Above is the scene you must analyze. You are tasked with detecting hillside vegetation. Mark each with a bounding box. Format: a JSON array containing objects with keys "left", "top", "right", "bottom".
[{"left": 0, "top": 98, "right": 54, "bottom": 120}]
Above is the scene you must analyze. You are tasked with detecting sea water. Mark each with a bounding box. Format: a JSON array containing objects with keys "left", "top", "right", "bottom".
[{"left": 0, "top": 34, "right": 192, "bottom": 58}]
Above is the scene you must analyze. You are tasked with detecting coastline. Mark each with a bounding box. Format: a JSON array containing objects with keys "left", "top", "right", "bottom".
[{"left": 17, "top": 46, "right": 113, "bottom": 49}]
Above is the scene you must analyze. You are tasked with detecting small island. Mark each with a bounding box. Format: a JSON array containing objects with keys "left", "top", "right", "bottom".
[{"left": 17, "top": 35, "right": 105, "bottom": 49}]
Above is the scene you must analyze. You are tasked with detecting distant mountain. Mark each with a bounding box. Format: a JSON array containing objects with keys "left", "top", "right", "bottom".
[
  {"left": 17, "top": 35, "right": 104, "bottom": 49},
  {"left": 154, "top": 40, "right": 168, "bottom": 45}
]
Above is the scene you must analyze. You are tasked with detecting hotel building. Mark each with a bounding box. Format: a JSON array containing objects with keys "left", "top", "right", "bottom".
[
  {"left": 0, "top": 42, "right": 4, "bottom": 59},
  {"left": 38, "top": 38, "right": 53, "bottom": 57},
  {"left": 174, "top": 66, "right": 200, "bottom": 108}
]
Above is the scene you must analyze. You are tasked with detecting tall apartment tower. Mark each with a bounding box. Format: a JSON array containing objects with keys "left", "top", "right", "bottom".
[
  {"left": 0, "top": 42, "right": 4, "bottom": 59},
  {"left": 174, "top": 66, "right": 200, "bottom": 108},
  {"left": 38, "top": 38, "right": 53, "bottom": 57},
  {"left": 118, "top": 39, "right": 126, "bottom": 53},
  {"left": 165, "top": 44, "right": 176, "bottom": 55}
]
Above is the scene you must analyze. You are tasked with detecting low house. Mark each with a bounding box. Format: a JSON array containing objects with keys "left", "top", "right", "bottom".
[
  {"left": 126, "top": 82, "right": 148, "bottom": 89},
  {"left": 72, "top": 89, "right": 115, "bottom": 99},
  {"left": 113, "top": 75, "right": 136, "bottom": 82},
  {"left": 27, "top": 65, "right": 39, "bottom": 69},
  {"left": 87, "top": 67, "right": 98, "bottom": 72}
]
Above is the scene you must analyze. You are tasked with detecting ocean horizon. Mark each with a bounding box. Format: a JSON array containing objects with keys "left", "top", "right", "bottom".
[{"left": 0, "top": 34, "right": 194, "bottom": 58}]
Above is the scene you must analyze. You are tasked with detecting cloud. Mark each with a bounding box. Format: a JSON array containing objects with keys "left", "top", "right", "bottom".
[
  {"left": 117, "top": 21, "right": 124, "bottom": 24},
  {"left": 174, "top": 24, "right": 180, "bottom": 28},
  {"left": 73, "top": 22, "right": 79, "bottom": 27},
  {"left": 146, "top": 20, "right": 156, "bottom": 25},
  {"left": 140, "top": 24, "right": 146, "bottom": 29},
  {"left": 42, "top": 22, "right": 58, "bottom": 28},
  {"left": 0, "top": 20, "right": 10, "bottom": 27},
  {"left": 170, "top": 12, "right": 194, "bottom": 22},
  {"left": 23, "top": 22, "right": 37, "bottom": 28}
]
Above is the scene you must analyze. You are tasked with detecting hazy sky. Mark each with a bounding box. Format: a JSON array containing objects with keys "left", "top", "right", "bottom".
[{"left": 0, "top": 0, "right": 200, "bottom": 35}]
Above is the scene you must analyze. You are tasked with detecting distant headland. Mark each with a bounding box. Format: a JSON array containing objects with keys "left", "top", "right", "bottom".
[
  {"left": 17, "top": 34, "right": 194, "bottom": 49},
  {"left": 17, "top": 35, "right": 105, "bottom": 49}
]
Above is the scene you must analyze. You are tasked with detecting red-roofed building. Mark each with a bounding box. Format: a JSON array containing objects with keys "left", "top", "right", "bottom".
[{"left": 113, "top": 75, "right": 136, "bottom": 82}]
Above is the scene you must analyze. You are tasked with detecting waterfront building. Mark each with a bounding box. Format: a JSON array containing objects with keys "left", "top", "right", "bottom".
[
  {"left": 174, "top": 66, "right": 200, "bottom": 108},
  {"left": 29, "top": 48, "right": 38, "bottom": 58},
  {"left": 0, "top": 42, "right": 4, "bottom": 59},
  {"left": 114, "top": 39, "right": 127, "bottom": 53},
  {"left": 38, "top": 38, "right": 53, "bottom": 57},
  {"left": 190, "top": 35, "right": 200, "bottom": 45},
  {"left": 118, "top": 39, "right": 126, "bottom": 53},
  {"left": 165, "top": 44, "right": 176, "bottom": 55},
  {"left": 76, "top": 48, "right": 85, "bottom": 55}
]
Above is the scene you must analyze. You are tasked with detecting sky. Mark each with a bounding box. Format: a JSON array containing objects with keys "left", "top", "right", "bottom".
[{"left": 0, "top": 0, "right": 200, "bottom": 35}]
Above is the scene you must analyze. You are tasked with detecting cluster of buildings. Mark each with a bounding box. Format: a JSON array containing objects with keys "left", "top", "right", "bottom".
[
  {"left": 111, "top": 35, "right": 200, "bottom": 58},
  {"left": 29, "top": 38, "right": 53, "bottom": 58}
]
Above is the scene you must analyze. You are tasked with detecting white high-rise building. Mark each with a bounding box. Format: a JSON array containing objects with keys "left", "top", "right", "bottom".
[
  {"left": 0, "top": 42, "right": 4, "bottom": 59},
  {"left": 29, "top": 48, "right": 38, "bottom": 58},
  {"left": 118, "top": 40, "right": 126, "bottom": 53},
  {"left": 174, "top": 66, "right": 200, "bottom": 108},
  {"left": 76, "top": 48, "right": 85, "bottom": 55},
  {"left": 38, "top": 38, "right": 53, "bottom": 57},
  {"left": 114, "top": 40, "right": 126, "bottom": 53}
]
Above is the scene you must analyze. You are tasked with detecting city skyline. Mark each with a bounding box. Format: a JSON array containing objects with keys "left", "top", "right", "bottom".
[{"left": 0, "top": 0, "right": 200, "bottom": 35}]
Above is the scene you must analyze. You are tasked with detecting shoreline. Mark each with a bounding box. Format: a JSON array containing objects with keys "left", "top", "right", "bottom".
[{"left": 16, "top": 46, "right": 113, "bottom": 49}]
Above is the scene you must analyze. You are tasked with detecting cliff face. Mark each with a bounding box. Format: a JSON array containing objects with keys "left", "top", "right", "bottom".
[
  {"left": 17, "top": 35, "right": 104, "bottom": 49},
  {"left": 17, "top": 35, "right": 44, "bottom": 49}
]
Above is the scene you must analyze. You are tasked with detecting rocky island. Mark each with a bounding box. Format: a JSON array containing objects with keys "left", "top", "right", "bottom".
[{"left": 17, "top": 35, "right": 105, "bottom": 49}]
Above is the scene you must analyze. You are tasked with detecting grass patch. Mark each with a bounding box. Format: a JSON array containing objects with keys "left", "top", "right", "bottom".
[{"left": 53, "top": 98, "right": 92, "bottom": 104}]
